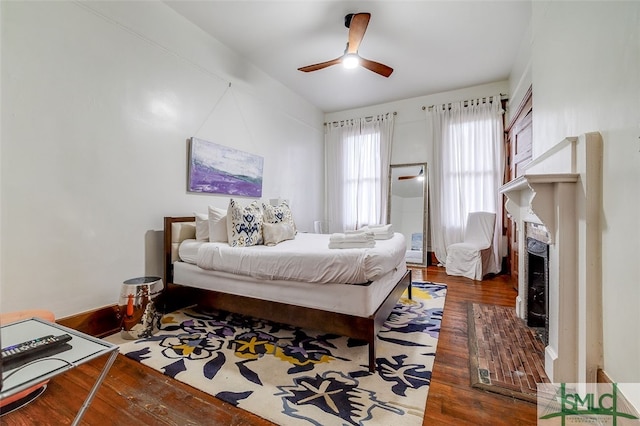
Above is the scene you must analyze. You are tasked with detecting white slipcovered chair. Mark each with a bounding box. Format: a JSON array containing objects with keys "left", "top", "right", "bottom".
[{"left": 445, "top": 211, "right": 497, "bottom": 281}]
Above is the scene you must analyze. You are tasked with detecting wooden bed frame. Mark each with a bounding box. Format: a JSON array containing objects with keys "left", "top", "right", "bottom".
[{"left": 163, "top": 216, "right": 412, "bottom": 372}]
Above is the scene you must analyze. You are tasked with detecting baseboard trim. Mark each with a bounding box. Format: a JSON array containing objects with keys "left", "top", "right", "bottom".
[
  {"left": 597, "top": 368, "right": 623, "bottom": 385},
  {"left": 597, "top": 368, "right": 612, "bottom": 384},
  {"left": 57, "top": 305, "right": 120, "bottom": 338},
  {"left": 55, "top": 284, "right": 198, "bottom": 338},
  {"left": 597, "top": 368, "right": 640, "bottom": 419}
]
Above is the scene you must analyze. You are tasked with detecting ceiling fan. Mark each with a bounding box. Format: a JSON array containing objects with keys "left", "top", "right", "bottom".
[
  {"left": 398, "top": 167, "right": 424, "bottom": 181},
  {"left": 297, "top": 13, "right": 394, "bottom": 78}
]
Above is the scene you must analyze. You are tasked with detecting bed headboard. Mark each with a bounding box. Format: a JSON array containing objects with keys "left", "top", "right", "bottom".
[{"left": 163, "top": 216, "right": 196, "bottom": 285}]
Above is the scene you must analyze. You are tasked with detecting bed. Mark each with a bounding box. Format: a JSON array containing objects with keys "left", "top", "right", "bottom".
[{"left": 163, "top": 216, "right": 412, "bottom": 372}]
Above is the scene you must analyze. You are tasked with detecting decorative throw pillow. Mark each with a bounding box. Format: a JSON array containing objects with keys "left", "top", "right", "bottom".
[
  {"left": 208, "top": 206, "right": 228, "bottom": 242},
  {"left": 262, "top": 201, "right": 296, "bottom": 231},
  {"left": 262, "top": 222, "right": 295, "bottom": 247},
  {"left": 194, "top": 213, "right": 209, "bottom": 241},
  {"left": 227, "top": 199, "right": 263, "bottom": 247}
]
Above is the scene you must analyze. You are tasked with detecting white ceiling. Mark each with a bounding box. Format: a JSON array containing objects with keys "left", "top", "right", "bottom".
[{"left": 166, "top": 1, "right": 531, "bottom": 113}]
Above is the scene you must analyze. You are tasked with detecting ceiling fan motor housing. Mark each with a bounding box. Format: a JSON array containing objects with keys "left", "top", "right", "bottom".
[{"left": 344, "top": 13, "right": 354, "bottom": 28}]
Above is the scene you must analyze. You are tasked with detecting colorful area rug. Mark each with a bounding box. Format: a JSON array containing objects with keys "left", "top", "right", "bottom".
[
  {"left": 467, "top": 303, "right": 549, "bottom": 403},
  {"left": 120, "top": 281, "right": 447, "bottom": 425}
]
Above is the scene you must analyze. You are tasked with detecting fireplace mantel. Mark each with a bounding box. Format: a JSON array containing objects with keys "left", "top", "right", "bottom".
[
  {"left": 500, "top": 135, "right": 581, "bottom": 243},
  {"left": 500, "top": 173, "right": 578, "bottom": 244}
]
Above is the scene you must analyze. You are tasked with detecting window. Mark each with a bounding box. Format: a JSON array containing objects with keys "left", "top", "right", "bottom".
[
  {"left": 343, "top": 129, "right": 381, "bottom": 229},
  {"left": 428, "top": 96, "right": 504, "bottom": 274},
  {"left": 325, "top": 115, "right": 393, "bottom": 233},
  {"left": 441, "top": 115, "right": 502, "bottom": 226}
]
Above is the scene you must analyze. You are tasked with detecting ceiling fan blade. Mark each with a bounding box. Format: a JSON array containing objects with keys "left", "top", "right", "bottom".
[
  {"left": 359, "top": 57, "right": 394, "bottom": 77},
  {"left": 398, "top": 167, "right": 423, "bottom": 180},
  {"left": 346, "top": 13, "right": 370, "bottom": 54},
  {"left": 297, "top": 57, "right": 342, "bottom": 73}
]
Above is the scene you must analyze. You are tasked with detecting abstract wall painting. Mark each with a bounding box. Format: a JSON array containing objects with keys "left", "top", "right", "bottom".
[{"left": 188, "top": 137, "right": 263, "bottom": 197}]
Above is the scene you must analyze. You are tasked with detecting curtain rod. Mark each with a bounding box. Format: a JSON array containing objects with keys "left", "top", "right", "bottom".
[
  {"left": 324, "top": 111, "right": 396, "bottom": 126},
  {"left": 422, "top": 94, "right": 507, "bottom": 111}
]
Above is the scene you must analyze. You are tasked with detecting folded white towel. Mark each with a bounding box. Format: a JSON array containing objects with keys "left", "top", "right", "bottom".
[
  {"left": 329, "top": 233, "right": 346, "bottom": 242},
  {"left": 328, "top": 240, "right": 376, "bottom": 249},
  {"left": 373, "top": 233, "right": 393, "bottom": 240},
  {"left": 368, "top": 224, "right": 392, "bottom": 233},
  {"left": 329, "top": 232, "right": 374, "bottom": 243},
  {"left": 344, "top": 229, "right": 375, "bottom": 236},
  {"left": 359, "top": 224, "right": 394, "bottom": 239}
]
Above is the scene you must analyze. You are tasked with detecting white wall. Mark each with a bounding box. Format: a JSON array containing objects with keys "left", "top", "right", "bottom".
[
  {"left": 0, "top": 2, "right": 3, "bottom": 311},
  {"left": 528, "top": 1, "right": 640, "bottom": 389},
  {"left": 0, "top": 1, "right": 324, "bottom": 318},
  {"left": 507, "top": 19, "right": 532, "bottom": 124}
]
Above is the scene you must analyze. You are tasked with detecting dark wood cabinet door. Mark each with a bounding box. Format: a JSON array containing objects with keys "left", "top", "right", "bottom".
[
  {"left": 512, "top": 109, "right": 532, "bottom": 178},
  {"left": 505, "top": 87, "right": 532, "bottom": 287}
]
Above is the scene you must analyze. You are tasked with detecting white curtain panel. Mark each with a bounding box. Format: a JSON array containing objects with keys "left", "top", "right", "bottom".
[
  {"left": 325, "top": 114, "right": 394, "bottom": 233},
  {"left": 428, "top": 95, "right": 504, "bottom": 274}
]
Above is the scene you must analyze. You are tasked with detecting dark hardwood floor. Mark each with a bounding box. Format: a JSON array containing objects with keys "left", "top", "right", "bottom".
[
  {"left": 2, "top": 266, "right": 537, "bottom": 425},
  {"left": 419, "top": 267, "right": 537, "bottom": 426}
]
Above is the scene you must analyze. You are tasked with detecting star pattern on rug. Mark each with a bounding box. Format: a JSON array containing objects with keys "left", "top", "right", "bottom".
[{"left": 275, "top": 370, "right": 404, "bottom": 425}]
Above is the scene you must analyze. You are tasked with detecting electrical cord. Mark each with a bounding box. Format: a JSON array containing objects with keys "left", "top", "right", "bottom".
[{"left": 3, "top": 357, "right": 76, "bottom": 382}]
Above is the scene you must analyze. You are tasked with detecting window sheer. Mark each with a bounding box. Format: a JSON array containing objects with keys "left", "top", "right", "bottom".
[
  {"left": 428, "top": 96, "right": 504, "bottom": 273},
  {"left": 325, "top": 115, "right": 394, "bottom": 233}
]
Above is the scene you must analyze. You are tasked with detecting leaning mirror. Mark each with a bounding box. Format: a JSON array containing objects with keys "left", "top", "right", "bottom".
[{"left": 387, "top": 163, "right": 428, "bottom": 267}]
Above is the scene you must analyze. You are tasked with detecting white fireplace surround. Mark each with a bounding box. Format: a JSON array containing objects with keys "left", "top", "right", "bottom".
[{"left": 500, "top": 132, "right": 603, "bottom": 384}]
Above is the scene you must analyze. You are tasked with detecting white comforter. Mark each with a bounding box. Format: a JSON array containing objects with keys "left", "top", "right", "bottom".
[{"left": 180, "top": 232, "right": 406, "bottom": 284}]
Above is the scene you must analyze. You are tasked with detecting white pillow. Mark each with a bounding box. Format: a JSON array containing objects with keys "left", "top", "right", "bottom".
[
  {"left": 227, "top": 199, "right": 263, "bottom": 247},
  {"left": 208, "top": 206, "right": 228, "bottom": 242},
  {"left": 262, "top": 222, "right": 295, "bottom": 246},
  {"left": 194, "top": 213, "right": 209, "bottom": 241}
]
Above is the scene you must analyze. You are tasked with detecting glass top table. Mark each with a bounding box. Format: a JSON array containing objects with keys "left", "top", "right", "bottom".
[{"left": 1, "top": 317, "right": 119, "bottom": 425}]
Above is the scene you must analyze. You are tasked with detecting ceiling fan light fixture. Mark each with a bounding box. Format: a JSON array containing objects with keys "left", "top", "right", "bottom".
[
  {"left": 298, "top": 13, "right": 392, "bottom": 77},
  {"left": 342, "top": 53, "right": 360, "bottom": 69}
]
